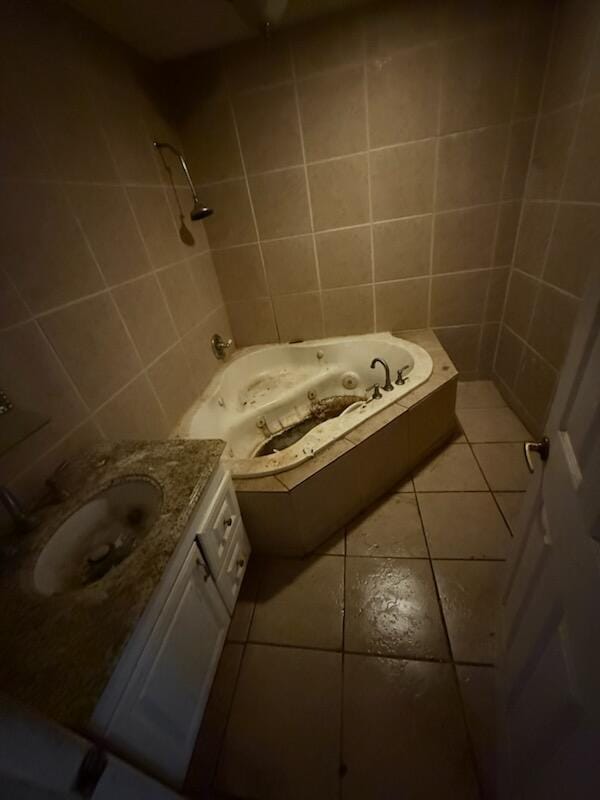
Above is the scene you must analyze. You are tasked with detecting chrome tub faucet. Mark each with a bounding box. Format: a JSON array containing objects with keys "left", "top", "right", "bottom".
[{"left": 370, "top": 358, "right": 394, "bottom": 391}]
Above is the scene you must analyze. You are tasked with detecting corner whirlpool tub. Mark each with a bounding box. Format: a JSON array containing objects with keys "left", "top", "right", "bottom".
[{"left": 176, "top": 330, "right": 459, "bottom": 556}]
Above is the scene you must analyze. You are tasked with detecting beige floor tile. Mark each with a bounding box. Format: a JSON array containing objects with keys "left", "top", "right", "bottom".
[
  {"left": 457, "top": 380, "right": 506, "bottom": 409},
  {"left": 413, "top": 443, "right": 487, "bottom": 492},
  {"left": 494, "top": 492, "right": 525, "bottom": 534},
  {"left": 315, "top": 529, "right": 345, "bottom": 555},
  {"left": 345, "top": 557, "right": 449, "bottom": 659},
  {"left": 457, "top": 407, "right": 530, "bottom": 443},
  {"left": 227, "top": 557, "right": 262, "bottom": 643},
  {"left": 457, "top": 664, "right": 499, "bottom": 800},
  {"left": 433, "top": 560, "right": 504, "bottom": 665},
  {"left": 394, "top": 476, "right": 414, "bottom": 492},
  {"left": 418, "top": 492, "right": 510, "bottom": 559},
  {"left": 216, "top": 644, "right": 341, "bottom": 800},
  {"left": 472, "top": 443, "right": 532, "bottom": 491},
  {"left": 185, "top": 643, "right": 244, "bottom": 795},
  {"left": 343, "top": 655, "right": 479, "bottom": 800},
  {"left": 346, "top": 494, "right": 427, "bottom": 557},
  {"left": 249, "top": 555, "right": 344, "bottom": 650}
]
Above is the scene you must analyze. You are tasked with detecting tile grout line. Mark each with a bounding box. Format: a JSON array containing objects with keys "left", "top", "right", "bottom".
[{"left": 361, "top": 32, "right": 377, "bottom": 333}]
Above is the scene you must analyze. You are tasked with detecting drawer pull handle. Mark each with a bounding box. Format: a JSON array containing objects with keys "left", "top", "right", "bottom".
[
  {"left": 237, "top": 558, "right": 245, "bottom": 569},
  {"left": 224, "top": 516, "right": 233, "bottom": 528}
]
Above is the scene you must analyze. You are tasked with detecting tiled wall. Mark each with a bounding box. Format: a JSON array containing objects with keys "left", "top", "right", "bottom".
[
  {"left": 0, "top": 0, "right": 231, "bottom": 504},
  {"left": 494, "top": 0, "right": 600, "bottom": 436},
  {"left": 170, "top": 0, "right": 550, "bottom": 374}
]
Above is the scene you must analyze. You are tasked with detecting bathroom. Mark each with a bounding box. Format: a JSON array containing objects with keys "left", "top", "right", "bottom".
[{"left": 0, "top": 0, "right": 599, "bottom": 796}]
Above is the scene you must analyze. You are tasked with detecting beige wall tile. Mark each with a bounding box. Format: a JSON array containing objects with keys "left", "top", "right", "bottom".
[
  {"left": 513, "top": 345, "right": 557, "bottom": 429},
  {"left": 434, "top": 326, "right": 481, "bottom": 373},
  {"left": 273, "top": 292, "right": 324, "bottom": 342},
  {"left": 373, "top": 216, "right": 431, "bottom": 281},
  {"left": 316, "top": 227, "right": 372, "bottom": 289},
  {"left": 189, "top": 251, "right": 224, "bottom": 318},
  {"left": 365, "top": 0, "right": 441, "bottom": 58},
  {"left": 262, "top": 235, "right": 318, "bottom": 295},
  {"left": 322, "top": 285, "right": 373, "bottom": 336},
  {"left": 528, "top": 284, "right": 578, "bottom": 369},
  {"left": 308, "top": 154, "right": 369, "bottom": 230},
  {"left": 95, "top": 374, "right": 168, "bottom": 440},
  {"left": 513, "top": 202, "right": 556, "bottom": 277},
  {"left": 514, "top": 16, "right": 552, "bottom": 118},
  {"left": 431, "top": 271, "right": 489, "bottom": 326},
  {"left": 368, "top": 44, "right": 439, "bottom": 147},
  {"left": 441, "top": 28, "right": 518, "bottom": 134},
  {"left": 375, "top": 278, "right": 429, "bottom": 332},
  {"left": 298, "top": 65, "right": 366, "bottom": 160},
  {"left": 479, "top": 323, "right": 500, "bottom": 375},
  {"left": 212, "top": 244, "right": 267, "bottom": 302},
  {"left": 40, "top": 293, "right": 142, "bottom": 410},
  {"left": 179, "top": 86, "right": 243, "bottom": 184},
  {"left": 222, "top": 36, "right": 292, "bottom": 91},
  {"left": 485, "top": 268, "right": 509, "bottom": 322},
  {"left": 292, "top": 10, "right": 364, "bottom": 77},
  {"left": 158, "top": 261, "right": 203, "bottom": 336},
  {"left": 148, "top": 342, "right": 196, "bottom": 428},
  {"left": 433, "top": 205, "right": 497, "bottom": 273},
  {"left": 503, "top": 270, "right": 538, "bottom": 338},
  {"left": 545, "top": 204, "right": 600, "bottom": 296},
  {"left": 0, "top": 271, "right": 29, "bottom": 328},
  {"left": 494, "top": 202, "right": 521, "bottom": 267},
  {"left": 228, "top": 298, "right": 278, "bottom": 346},
  {"left": 201, "top": 180, "right": 257, "bottom": 249},
  {"left": 525, "top": 107, "right": 577, "bottom": 200},
  {"left": 371, "top": 140, "right": 435, "bottom": 220},
  {"left": 0, "top": 182, "right": 103, "bottom": 314},
  {"left": 502, "top": 118, "right": 535, "bottom": 200},
  {"left": 437, "top": 126, "right": 508, "bottom": 211},
  {"left": 562, "top": 95, "right": 600, "bottom": 203},
  {"left": 127, "top": 186, "right": 182, "bottom": 269},
  {"left": 112, "top": 274, "right": 177, "bottom": 365},
  {"left": 181, "top": 317, "right": 220, "bottom": 394},
  {"left": 494, "top": 325, "right": 523, "bottom": 389},
  {"left": 67, "top": 184, "right": 151, "bottom": 286},
  {"left": 0, "top": 322, "right": 88, "bottom": 481},
  {"left": 234, "top": 84, "right": 302, "bottom": 173},
  {"left": 249, "top": 168, "right": 311, "bottom": 239}
]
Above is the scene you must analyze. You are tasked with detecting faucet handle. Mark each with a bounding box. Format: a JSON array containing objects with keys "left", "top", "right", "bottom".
[
  {"left": 368, "top": 383, "right": 382, "bottom": 400},
  {"left": 395, "top": 366, "right": 410, "bottom": 386}
]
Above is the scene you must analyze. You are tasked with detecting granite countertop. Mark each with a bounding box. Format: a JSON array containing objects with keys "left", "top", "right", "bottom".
[{"left": 0, "top": 438, "right": 225, "bottom": 730}]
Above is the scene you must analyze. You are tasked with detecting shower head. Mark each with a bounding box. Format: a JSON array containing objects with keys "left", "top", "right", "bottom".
[
  {"left": 191, "top": 201, "right": 213, "bottom": 221},
  {"left": 153, "top": 141, "right": 212, "bottom": 223}
]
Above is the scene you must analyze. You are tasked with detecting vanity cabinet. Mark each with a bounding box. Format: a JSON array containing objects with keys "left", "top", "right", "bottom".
[{"left": 92, "top": 464, "right": 249, "bottom": 787}]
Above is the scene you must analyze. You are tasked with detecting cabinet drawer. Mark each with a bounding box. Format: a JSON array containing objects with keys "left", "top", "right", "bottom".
[
  {"left": 217, "top": 524, "right": 251, "bottom": 614},
  {"left": 193, "top": 471, "right": 242, "bottom": 578}
]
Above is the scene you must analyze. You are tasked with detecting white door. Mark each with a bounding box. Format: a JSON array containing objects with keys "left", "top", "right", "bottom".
[
  {"left": 107, "top": 546, "right": 230, "bottom": 787},
  {"left": 499, "top": 266, "right": 600, "bottom": 799}
]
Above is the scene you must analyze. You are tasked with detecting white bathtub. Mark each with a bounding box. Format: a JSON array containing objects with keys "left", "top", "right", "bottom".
[{"left": 176, "top": 333, "right": 433, "bottom": 478}]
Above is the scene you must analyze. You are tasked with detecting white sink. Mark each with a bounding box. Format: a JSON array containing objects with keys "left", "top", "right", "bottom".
[{"left": 34, "top": 479, "right": 162, "bottom": 596}]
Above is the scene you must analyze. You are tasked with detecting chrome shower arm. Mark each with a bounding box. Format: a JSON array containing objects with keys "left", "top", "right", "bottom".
[{"left": 153, "top": 141, "right": 199, "bottom": 203}]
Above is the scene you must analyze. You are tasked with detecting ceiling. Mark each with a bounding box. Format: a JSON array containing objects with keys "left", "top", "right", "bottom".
[{"left": 66, "top": 0, "right": 370, "bottom": 61}]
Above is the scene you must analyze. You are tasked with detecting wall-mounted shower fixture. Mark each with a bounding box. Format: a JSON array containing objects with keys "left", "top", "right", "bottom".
[{"left": 153, "top": 141, "right": 213, "bottom": 221}]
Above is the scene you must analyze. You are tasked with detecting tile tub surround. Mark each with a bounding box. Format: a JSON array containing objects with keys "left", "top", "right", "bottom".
[
  {"left": 186, "top": 381, "right": 528, "bottom": 798},
  {"left": 168, "top": 0, "right": 553, "bottom": 375},
  {"left": 493, "top": 0, "right": 600, "bottom": 437},
  {"left": 0, "top": 438, "right": 225, "bottom": 728},
  {"left": 234, "top": 329, "right": 458, "bottom": 556},
  {"left": 0, "top": 0, "right": 232, "bottom": 511}
]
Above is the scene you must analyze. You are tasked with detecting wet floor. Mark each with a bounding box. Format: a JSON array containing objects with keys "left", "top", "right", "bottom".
[{"left": 185, "top": 382, "right": 531, "bottom": 799}]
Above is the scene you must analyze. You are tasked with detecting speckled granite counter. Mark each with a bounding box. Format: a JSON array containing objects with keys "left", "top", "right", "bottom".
[{"left": 0, "top": 438, "right": 225, "bottom": 730}]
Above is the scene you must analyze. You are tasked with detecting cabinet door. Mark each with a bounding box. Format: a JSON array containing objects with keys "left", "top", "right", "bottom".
[{"left": 107, "top": 547, "right": 229, "bottom": 787}]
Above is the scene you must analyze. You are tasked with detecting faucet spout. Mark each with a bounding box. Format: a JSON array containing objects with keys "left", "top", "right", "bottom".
[{"left": 370, "top": 357, "right": 394, "bottom": 391}]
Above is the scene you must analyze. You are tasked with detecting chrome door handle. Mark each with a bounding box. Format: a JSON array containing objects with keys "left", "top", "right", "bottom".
[{"left": 524, "top": 437, "right": 550, "bottom": 473}]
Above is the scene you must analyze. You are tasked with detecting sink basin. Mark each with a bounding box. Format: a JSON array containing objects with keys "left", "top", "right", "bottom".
[{"left": 34, "top": 479, "right": 162, "bottom": 596}]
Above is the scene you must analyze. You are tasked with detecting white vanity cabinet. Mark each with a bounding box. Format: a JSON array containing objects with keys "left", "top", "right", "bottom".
[{"left": 92, "top": 464, "right": 249, "bottom": 788}]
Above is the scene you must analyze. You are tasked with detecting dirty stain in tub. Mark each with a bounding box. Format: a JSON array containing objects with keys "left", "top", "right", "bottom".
[{"left": 254, "top": 394, "right": 364, "bottom": 457}]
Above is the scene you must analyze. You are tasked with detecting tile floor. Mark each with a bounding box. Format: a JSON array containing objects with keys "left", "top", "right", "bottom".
[{"left": 185, "top": 381, "right": 531, "bottom": 800}]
